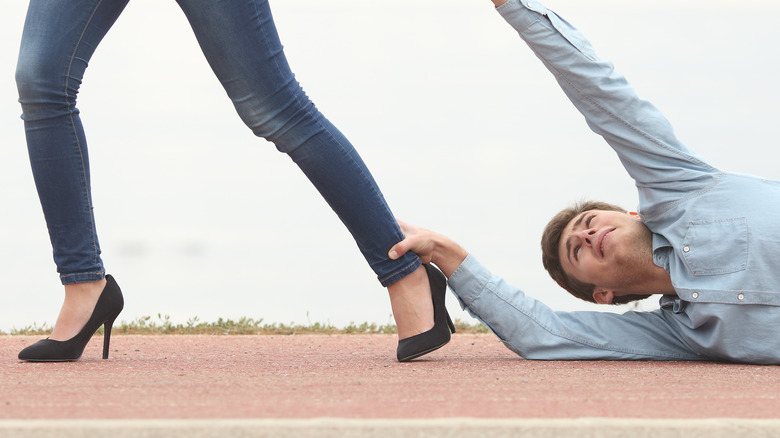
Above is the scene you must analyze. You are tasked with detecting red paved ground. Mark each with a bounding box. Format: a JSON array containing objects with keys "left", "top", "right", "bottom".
[{"left": 1, "top": 334, "right": 778, "bottom": 420}]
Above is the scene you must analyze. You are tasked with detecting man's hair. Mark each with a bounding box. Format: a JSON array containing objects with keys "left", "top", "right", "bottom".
[{"left": 540, "top": 200, "right": 647, "bottom": 305}]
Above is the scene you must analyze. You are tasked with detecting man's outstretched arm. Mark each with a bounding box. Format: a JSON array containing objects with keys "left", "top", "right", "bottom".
[
  {"left": 493, "top": 0, "right": 719, "bottom": 214},
  {"left": 389, "top": 222, "right": 704, "bottom": 361}
]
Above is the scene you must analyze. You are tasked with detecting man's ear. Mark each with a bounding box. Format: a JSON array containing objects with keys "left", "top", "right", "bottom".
[{"left": 593, "top": 289, "right": 614, "bottom": 305}]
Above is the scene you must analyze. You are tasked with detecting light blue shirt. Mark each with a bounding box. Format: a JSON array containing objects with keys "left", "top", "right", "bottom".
[{"left": 448, "top": 0, "right": 780, "bottom": 364}]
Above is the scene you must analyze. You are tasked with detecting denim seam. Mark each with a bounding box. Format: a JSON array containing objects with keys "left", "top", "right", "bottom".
[
  {"left": 379, "top": 258, "right": 422, "bottom": 288},
  {"left": 65, "top": 0, "right": 105, "bottom": 274},
  {"left": 61, "top": 270, "right": 105, "bottom": 279}
]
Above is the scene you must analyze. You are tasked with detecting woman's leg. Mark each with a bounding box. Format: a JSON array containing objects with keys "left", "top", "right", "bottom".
[
  {"left": 16, "top": 0, "right": 130, "bottom": 340},
  {"left": 174, "top": 0, "right": 435, "bottom": 337}
]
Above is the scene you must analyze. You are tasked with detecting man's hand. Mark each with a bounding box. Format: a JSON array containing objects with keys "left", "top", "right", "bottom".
[
  {"left": 388, "top": 221, "right": 436, "bottom": 264},
  {"left": 389, "top": 220, "right": 469, "bottom": 278}
]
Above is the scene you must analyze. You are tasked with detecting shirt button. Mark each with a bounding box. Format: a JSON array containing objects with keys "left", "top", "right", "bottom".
[
  {"left": 683, "top": 246, "right": 691, "bottom": 253},
  {"left": 691, "top": 292, "right": 699, "bottom": 299},
  {"left": 738, "top": 293, "right": 745, "bottom": 301}
]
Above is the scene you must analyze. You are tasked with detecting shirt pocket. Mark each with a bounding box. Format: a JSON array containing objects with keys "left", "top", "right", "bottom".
[{"left": 680, "top": 217, "right": 748, "bottom": 276}]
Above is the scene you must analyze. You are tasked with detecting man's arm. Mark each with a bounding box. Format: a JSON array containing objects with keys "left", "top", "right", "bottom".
[
  {"left": 390, "top": 222, "right": 704, "bottom": 361},
  {"left": 496, "top": 0, "right": 719, "bottom": 215}
]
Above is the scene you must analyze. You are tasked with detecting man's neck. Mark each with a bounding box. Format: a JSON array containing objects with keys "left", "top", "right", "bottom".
[{"left": 618, "top": 267, "right": 676, "bottom": 298}]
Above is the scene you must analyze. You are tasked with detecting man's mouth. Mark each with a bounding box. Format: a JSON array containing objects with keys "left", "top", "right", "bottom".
[{"left": 598, "top": 228, "right": 615, "bottom": 258}]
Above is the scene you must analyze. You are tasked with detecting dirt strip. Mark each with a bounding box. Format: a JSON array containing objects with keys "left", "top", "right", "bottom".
[{"left": 1, "top": 334, "right": 779, "bottom": 420}]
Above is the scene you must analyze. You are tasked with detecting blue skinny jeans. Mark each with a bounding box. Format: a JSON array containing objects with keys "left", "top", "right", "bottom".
[{"left": 15, "top": 0, "right": 420, "bottom": 286}]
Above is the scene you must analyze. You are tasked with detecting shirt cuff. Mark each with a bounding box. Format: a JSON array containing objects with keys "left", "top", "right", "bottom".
[
  {"left": 447, "top": 253, "right": 493, "bottom": 307},
  {"left": 495, "top": 0, "right": 547, "bottom": 32}
]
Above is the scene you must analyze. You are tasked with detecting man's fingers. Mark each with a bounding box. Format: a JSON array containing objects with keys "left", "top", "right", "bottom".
[
  {"left": 390, "top": 220, "right": 433, "bottom": 262},
  {"left": 390, "top": 220, "right": 414, "bottom": 259},
  {"left": 388, "top": 245, "right": 403, "bottom": 260},
  {"left": 388, "top": 236, "right": 414, "bottom": 260}
]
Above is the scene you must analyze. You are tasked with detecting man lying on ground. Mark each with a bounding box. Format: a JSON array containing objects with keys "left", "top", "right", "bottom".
[{"left": 389, "top": 0, "right": 780, "bottom": 365}]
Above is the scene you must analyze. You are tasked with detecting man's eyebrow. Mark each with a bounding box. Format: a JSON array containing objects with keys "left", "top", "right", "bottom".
[
  {"left": 564, "top": 212, "right": 588, "bottom": 265},
  {"left": 572, "top": 212, "right": 587, "bottom": 229}
]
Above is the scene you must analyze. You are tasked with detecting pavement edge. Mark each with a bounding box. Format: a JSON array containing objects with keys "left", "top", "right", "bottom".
[{"left": 1, "top": 418, "right": 779, "bottom": 438}]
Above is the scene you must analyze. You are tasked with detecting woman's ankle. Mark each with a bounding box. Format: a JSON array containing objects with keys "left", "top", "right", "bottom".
[
  {"left": 388, "top": 265, "right": 434, "bottom": 339},
  {"left": 49, "top": 279, "right": 107, "bottom": 341}
]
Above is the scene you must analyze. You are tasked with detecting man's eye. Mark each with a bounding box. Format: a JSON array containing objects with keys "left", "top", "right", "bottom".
[
  {"left": 586, "top": 215, "right": 595, "bottom": 227},
  {"left": 573, "top": 246, "right": 580, "bottom": 260}
]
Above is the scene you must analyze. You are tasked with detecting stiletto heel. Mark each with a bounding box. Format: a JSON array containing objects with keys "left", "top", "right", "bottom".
[
  {"left": 396, "top": 264, "right": 456, "bottom": 362},
  {"left": 102, "top": 319, "right": 116, "bottom": 360},
  {"left": 18, "top": 275, "right": 124, "bottom": 362}
]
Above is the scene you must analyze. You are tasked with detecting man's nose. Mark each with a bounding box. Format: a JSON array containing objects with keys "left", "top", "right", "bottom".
[{"left": 580, "top": 228, "right": 596, "bottom": 247}]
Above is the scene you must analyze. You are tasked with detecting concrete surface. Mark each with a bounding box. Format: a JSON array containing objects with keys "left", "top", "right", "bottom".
[
  {"left": 1, "top": 334, "right": 778, "bottom": 436},
  {"left": 2, "top": 419, "right": 780, "bottom": 438}
]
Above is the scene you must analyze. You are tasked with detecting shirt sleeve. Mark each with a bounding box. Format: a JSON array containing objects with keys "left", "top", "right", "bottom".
[
  {"left": 496, "top": 0, "right": 720, "bottom": 215},
  {"left": 448, "top": 254, "right": 704, "bottom": 361}
]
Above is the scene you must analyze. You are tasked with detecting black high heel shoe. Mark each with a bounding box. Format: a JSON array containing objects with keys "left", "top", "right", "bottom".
[
  {"left": 396, "top": 264, "right": 456, "bottom": 362},
  {"left": 18, "top": 275, "right": 124, "bottom": 362}
]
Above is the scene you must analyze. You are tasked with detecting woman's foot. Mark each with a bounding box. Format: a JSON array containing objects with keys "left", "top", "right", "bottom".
[
  {"left": 395, "top": 264, "right": 455, "bottom": 361},
  {"left": 19, "top": 276, "right": 124, "bottom": 361},
  {"left": 387, "top": 265, "right": 435, "bottom": 340},
  {"left": 49, "top": 278, "right": 107, "bottom": 341}
]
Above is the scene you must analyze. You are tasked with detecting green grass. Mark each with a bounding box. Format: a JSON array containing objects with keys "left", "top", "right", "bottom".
[{"left": 3, "top": 314, "right": 490, "bottom": 336}]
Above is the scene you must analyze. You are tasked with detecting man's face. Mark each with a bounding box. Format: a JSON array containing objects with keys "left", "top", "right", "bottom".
[{"left": 558, "top": 209, "right": 655, "bottom": 300}]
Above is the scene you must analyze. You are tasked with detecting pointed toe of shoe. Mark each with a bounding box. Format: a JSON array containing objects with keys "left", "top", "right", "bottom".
[
  {"left": 396, "top": 329, "right": 451, "bottom": 362},
  {"left": 18, "top": 339, "right": 82, "bottom": 362}
]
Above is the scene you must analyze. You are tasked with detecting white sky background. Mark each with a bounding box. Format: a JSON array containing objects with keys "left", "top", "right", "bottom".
[{"left": 1, "top": 0, "right": 779, "bottom": 331}]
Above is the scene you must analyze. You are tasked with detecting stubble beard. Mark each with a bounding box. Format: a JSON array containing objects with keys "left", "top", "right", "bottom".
[{"left": 610, "top": 222, "right": 656, "bottom": 293}]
